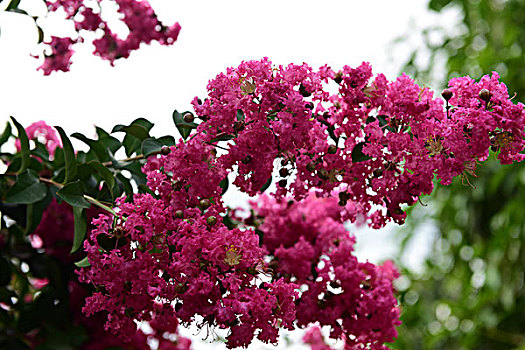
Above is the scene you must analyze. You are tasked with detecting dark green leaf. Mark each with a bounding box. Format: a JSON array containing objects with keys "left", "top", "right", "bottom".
[
  {"left": 236, "top": 109, "right": 245, "bottom": 122},
  {"left": 5, "top": 0, "right": 21, "bottom": 11},
  {"left": 260, "top": 175, "right": 272, "bottom": 193},
  {"left": 10, "top": 117, "right": 30, "bottom": 174},
  {"left": 56, "top": 180, "right": 91, "bottom": 209},
  {"left": 95, "top": 126, "right": 121, "bottom": 154},
  {"left": 0, "top": 121, "right": 11, "bottom": 147},
  {"left": 0, "top": 255, "right": 11, "bottom": 286},
  {"left": 157, "top": 135, "right": 176, "bottom": 146},
  {"left": 219, "top": 177, "right": 229, "bottom": 195},
  {"left": 25, "top": 188, "right": 52, "bottom": 234},
  {"left": 71, "top": 207, "right": 87, "bottom": 254},
  {"left": 116, "top": 173, "right": 133, "bottom": 202},
  {"left": 138, "top": 184, "right": 158, "bottom": 198},
  {"left": 4, "top": 170, "right": 46, "bottom": 204},
  {"left": 173, "top": 110, "right": 198, "bottom": 141},
  {"left": 351, "top": 142, "right": 372, "bottom": 163},
  {"left": 141, "top": 138, "right": 162, "bottom": 157},
  {"left": 74, "top": 256, "right": 90, "bottom": 268},
  {"left": 87, "top": 160, "right": 115, "bottom": 190},
  {"left": 72, "top": 132, "right": 109, "bottom": 162},
  {"left": 54, "top": 126, "right": 77, "bottom": 183},
  {"left": 210, "top": 133, "right": 235, "bottom": 143},
  {"left": 112, "top": 123, "right": 150, "bottom": 141}
]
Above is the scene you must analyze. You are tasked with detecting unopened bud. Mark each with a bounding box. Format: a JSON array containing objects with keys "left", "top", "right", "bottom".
[
  {"left": 479, "top": 89, "right": 492, "bottom": 102},
  {"left": 279, "top": 168, "right": 289, "bottom": 177},
  {"left": 175, "top": 210, "right": 184, "bottom": 219},
  {"left": 183, "top": 113, "right": 195, "bottom": 123},
  {"left": 206, "top": 216, "right": 217, "bottom": 226},
  {"left": 334, "top": 71, "right": 343, "bottom": 84},
  {"left": 327, "top": 145, "right": 337, "bottom": 154},
  {"left": 306, "top": 162, "right": 316, "bottom": 172},
  {"left": 441, "top": 89, "right": 453, "bottom": 101},
  {"left": 160, "top": 146, "right": 170, "bottom": 155},
  {"left": 318, "top": 168, "right": 329, "bottom": 181},
  {"left": 199, "top": 198, "right": 211, "bottom": 210},
  {"left": 278, "top": 179, "right": 287, "bottom": 188}
]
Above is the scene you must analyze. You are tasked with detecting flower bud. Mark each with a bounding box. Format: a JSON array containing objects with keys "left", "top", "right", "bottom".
[
  {"left": 318, "top": 168, "right": 329, "bottom": 181},
  {"left": 183, "top": 113, "right": 195, "bottom": 123},
  {"left": 199, "top": 198, "right": 211, "bottom": 210},
  {"left": 278, "top": 179, "right": 287, "bottom": 188},
  {"left": 279, "top": 168, "right": 289, "bottom": 177},
  {"left": 160, "top": 146, "right": 170, "bottom": 155},
  {"left": 479, "top": 89, "right": 492, "bottom": 102},
  {"left": 327, "top": 145, "right": 337, "bottom": 154},
  {"left": 334, "top": 71, "right": 343, "bottom": 84},
  {"left": 306, "top": 162, "right": 316, "bottom": 172},
  {"left": 441, "top": 89, "right": 453, "bottom": 101},
  {"left": 175, "top": 210, "right": 184, "bottom": 219},
  {"left": 206, "top": 216, "right": 217, "bottom": 226}
]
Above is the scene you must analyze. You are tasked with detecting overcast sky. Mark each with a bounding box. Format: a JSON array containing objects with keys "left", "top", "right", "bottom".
[{"left": 0, "top": 2, "right": 458, "bottom": 347}]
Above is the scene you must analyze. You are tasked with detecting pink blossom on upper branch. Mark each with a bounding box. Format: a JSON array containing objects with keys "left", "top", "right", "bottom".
[
  {"left": 38, "top": 0, "right": 181, "bottom": 73},
  {"left": 15, "top": 120, "right": 61, "bottom": 155}
]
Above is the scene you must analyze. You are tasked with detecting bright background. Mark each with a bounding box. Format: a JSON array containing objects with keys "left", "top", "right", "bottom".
[{"left": 0, "top": 1, "right": 460, "bottom": 348}]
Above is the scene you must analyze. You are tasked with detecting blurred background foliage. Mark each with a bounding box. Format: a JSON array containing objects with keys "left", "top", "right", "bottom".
[{"left": 393, "top": 0, "right": 525, "bottom": 349}]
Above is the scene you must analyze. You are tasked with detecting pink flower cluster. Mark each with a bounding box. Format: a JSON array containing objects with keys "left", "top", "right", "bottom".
[
  {"left": 77, "top": 59, "right": 524, "bottom": 349},
  {"left": 38, "top": 0, "right": 181, "bottom": 74},
  {"left": 192, "top": 58, "right": 525, "bottom": 227},
  {"left": 15, "top": 120, "right": 62, "bottom": 154}
]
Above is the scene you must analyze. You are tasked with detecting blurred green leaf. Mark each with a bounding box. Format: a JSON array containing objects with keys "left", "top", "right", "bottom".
[
  {"left": 10, "top": 117, "right": 30, "bottom": 174},
  {"left": 56, "top": 180, "right": 91, "bottom": 209},
  {"left": 54, "top": 126, "right": 77, "bottom": 184},
  {"left": 4, "top": 170, "right": 46, "bottom": 204},
  {"left": 70, "top": 207, "right": 87, "bottom": 254}
]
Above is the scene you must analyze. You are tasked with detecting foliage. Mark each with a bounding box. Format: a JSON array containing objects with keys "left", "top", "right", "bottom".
[
  {"left": 393, "top": 0, "right": 525, "bottom": 348},
  {"left": 401, "top": 0, "right": 524, "bottom": 102}
]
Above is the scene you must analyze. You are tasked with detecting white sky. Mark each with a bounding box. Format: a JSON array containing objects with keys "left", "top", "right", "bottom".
[{"left": 0, "top": 1, "right": 459, "bottom": 347}]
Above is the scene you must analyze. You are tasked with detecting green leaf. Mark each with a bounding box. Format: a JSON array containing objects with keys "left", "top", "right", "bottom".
[
  {"left": 351, "top": 142, "right": 372, "bottom": 163},
  {"left": 95, "top": 126, "right": 121, "bottom": 154},
  {"left": 157, "top": 135, "right": 176, "bottom": 146},
  {"left": 55, "top": 126, "right": 77, "bottom": 183},
  {"left": 74, "top": 256, "right": 90, "bottom": 268},
  {"left": 10, "top": 117, "right": 30, "bottom": 174},
  {"left": 0, "top": 122, "right": 12, "bottom": 147},
  {"left": 72, "top": 132, "right": 109, "bottom": 162},
  {"left": 116, "top": 173, "right": 133, "bottom": 202},
  {"left": 112, "top": 123, "right": 150, "bottom": 141},
  {"left": 56, "top": 180, "right": 91, "bottom": 209},
  {"left": 71, "top": 207, "right": 87, "bottom": 254},
  {"left": 25, "top": 188, "right": 52, "bottom": 234},
  {"left": 138, "top": 184, "right": 158, "bottom": 198},
  {"left": 260, "top": 175, "right": 272, "bottom": 193},
  {"left": 87, "top": 160, "right": 115, "bottom": 190},
  {"left": 0, "top": 255, "right": 11, "bottom": 286},
  {"left": 210, "top": 133, "right": 235, "bottom": 143},
  {"left": 141, "top": 138, "right": 163, "bottom": 157},
  {"left": 5, "top": 0, "right": 21, "bottom": 11},
  {"left": 173, "top": 110, "right": 198, "bottom": 141},
  {"left": 219, "top": 177, "right": 229, "bottom": 195},
  {"left": 236, "top": 109, "right": 245, "bottom": 122},
  {"left": 4, "top": 170, "right": 47, "bottom": 204}
]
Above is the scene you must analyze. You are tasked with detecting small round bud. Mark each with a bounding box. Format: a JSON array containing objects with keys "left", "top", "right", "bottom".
[
  {"left": 279, "top": 168, "right": 289, "bottom": 177},
  {"left": 183, "top": 113, "right": 195, "bottom": 123},
  {"left": 318, "top": 168, "right": 329, "bottom": 181},
  {"left": 479, "top": 89, "right": 492, "bottom": 102},
  {"left": 441, "top": 89, "right": 453, "bottom": 101},
  {"left": 175, "top": 210, "right": 184, "bottom": 219},
  {"left": 278, "top": 179, "right": 287, "bottom": 188},
  {"left": 373, "top": 169, "right": 383, "bottom": 178},
  {"left": 306, "top": 162, "right": 316, "bottom": 172},
  {"left": 199, "top": 198, "right": 211, "bottom": 210},
  {"left": 197, "top": 98, "right": 203, "bottom": 105},
  {"left": 160, "top": 146, "right": 170, "bottom": 155},
  {"left": 206, "top": 216, "right": 217, "bottom": 226},
  {"left": 334, "top": 71, "right": 343, "bottom": 84},
  {"left": 327, "top": 145, "right": 337, "bottom": 154}
]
